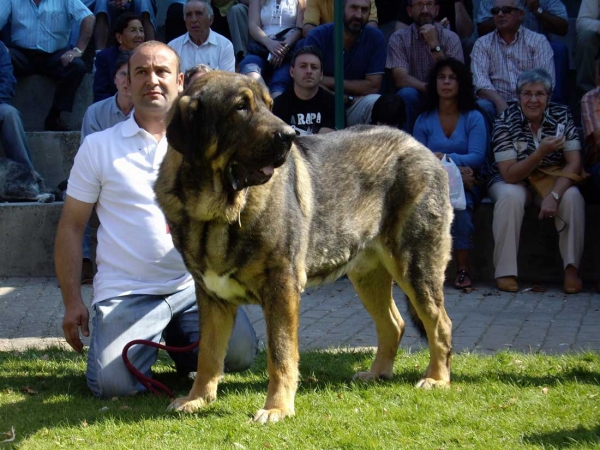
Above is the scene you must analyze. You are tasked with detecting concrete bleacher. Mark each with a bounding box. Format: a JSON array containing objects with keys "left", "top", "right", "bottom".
[{"left": 1, "top": 0, "right": 598, "bottom": 284}]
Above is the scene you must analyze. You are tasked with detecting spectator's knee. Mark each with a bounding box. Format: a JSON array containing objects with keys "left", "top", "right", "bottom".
[
  {"left": 561, "top": 186, "right": 585, "bottom": 206},
  {"left": 87, "top": 363, "right": 141, "bottom": 398}
]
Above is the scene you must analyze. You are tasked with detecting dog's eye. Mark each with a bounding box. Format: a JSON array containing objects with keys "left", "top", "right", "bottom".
[{"left": 236, "top": 101, "right": 248, "bottom": 111}]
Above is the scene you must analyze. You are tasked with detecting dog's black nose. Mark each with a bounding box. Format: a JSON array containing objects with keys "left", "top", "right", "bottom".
[{"left": 274, "top": 128, "right": 296, "bottom": 145}]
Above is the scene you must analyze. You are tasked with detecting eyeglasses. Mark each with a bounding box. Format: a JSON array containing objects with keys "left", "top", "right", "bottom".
[
  {"left": 519, "top": 91, "right": 548, "bottom": 100},
  {"left": 490, "top": 6, "right": 519, "bottom": 15},
  {"left": 411, "top": 2, "right": 436, "bottom": 10}
]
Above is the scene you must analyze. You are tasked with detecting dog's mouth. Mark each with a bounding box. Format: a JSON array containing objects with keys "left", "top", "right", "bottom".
[{"left": 227, "top": 155, "right": 287, "bottom": 191}]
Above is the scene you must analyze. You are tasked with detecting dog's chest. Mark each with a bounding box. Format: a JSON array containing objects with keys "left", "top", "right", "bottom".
[{"left": 200, "top": 269, "right": 249, "bottom": 304}]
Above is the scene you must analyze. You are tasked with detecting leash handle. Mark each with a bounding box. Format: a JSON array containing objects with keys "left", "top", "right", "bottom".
[{"left": 121, "top": 338, "right": 200, "bottom": 399}]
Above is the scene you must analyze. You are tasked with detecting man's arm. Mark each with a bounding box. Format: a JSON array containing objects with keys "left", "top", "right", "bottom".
[
  {"left": 475, "top": 0, "right": 495, "bottom": 36},
  {"left": 470, "top": 38, "right": 507, "bottom": 111},
  {"left": 577, "top": 0, "right": 600, "bottom": 34},
  {"left": 0, "top": 42, "right": 16, "bottom": 104},
  {"left": 526, "top": 0, "right": 568, "bottom": 36},
  {"left": 221, "top": 40, "right": 236, "bottom": 73},
  {"left": 455, "top": 0, "right": 475, "bottom": 38},
  {"left": 321, "top": 74, "right": 382, "bottom": 96},
  {"left": 391, "top": 67, "right": 427, "bottom": 92},
  {"left": 302, "top": 0, "right": 320, "bottom": 37},
  {"left": 55, "top": 196, "right": 95, "bottom": 353},
  {"left": 75, "top": 14, "right": 96, "bottom": 53}
]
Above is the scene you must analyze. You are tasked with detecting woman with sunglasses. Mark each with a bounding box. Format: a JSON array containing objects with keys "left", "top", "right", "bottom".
[
  {"left": 486, "top": 68, "right": 584, "bottom": 294},
  {"left": 413, "top": 58, "right": 487, "bottom": 290}
]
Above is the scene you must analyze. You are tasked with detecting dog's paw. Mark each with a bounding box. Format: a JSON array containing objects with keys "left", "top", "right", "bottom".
[
  {"left": 415, "top": 378, "right": 450, "bottom": 390},
  {"left": 36, "top": 193, "right": 55, "bottom": 203},
  {"left": 167, "top": 396, "right": 208, "bottom": 413},
  {"left": 352, "top": 370, "right": 393, "bottom": 381},
  {"left": 252, "top": 408, "right": 294, "bottom": 424}
]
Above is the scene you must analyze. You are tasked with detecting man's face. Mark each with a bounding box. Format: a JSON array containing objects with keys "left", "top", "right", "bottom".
[
  {"left": 492, "top": 0, "right": 524, "bottom": 33},
  {"left": 128, "top": 44, "right": 184, "bottom": 114},
  {"left": 184, "top": 1, "right": 213, "bottom": 40},
  {"left": 114, "top": 63, "right": 131, "bottom": 98},
  {"left": 343, "top": 0, "right": 370, "bottom": 35},
  {"left": 408, "top": 0, "right": 439, "bottom": 27},
  {"left": 290, "top": 54, "right": 323, "bottom": 90}
]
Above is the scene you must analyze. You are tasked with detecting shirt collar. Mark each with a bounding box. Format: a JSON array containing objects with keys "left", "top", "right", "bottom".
[
  {"left": 184, "top": 29, "right": 216, "bottom": 47},
  {"left": 495, "top": 25, "right": 523, "bottom": 44},
  {"left": 121, "top": 114, "right": 149, "bottom": 139}
]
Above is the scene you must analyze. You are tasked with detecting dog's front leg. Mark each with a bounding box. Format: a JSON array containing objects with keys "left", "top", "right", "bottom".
[
  {"left": 168, "top": 285, "right": 237, "bottom": 413},
  {"left": 253, "top": 289, "right": 300, "bottom": 424}
]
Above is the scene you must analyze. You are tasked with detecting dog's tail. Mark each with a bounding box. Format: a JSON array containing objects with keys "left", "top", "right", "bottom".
[{"left": 405, "top": 294, "right": 427, "bottom": 339}]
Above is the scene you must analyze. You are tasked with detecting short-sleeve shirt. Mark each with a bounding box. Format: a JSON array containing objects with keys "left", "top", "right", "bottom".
[
  {"left": 304, "top": 23, "right": 386, "bottom": 80},
  {"left": 168, "top": 30, "right": 236, "bottom": 73},
  {"left": 303, "top": 0, "right": 378, "bottom": 27},
  {"left": 272, "top": 87, "right": 335, "bottom": 134},
  {"left": 386, "top": 23, "right": 464, "bottom": 82},
  {"left": 476, "top": 0, "right": 567, "bottom": 36},
  {"left": 0, "top": 0, "right": 92, "bottom": 53},
  {"left": 487, "top": 102, "right": 581, "bottom": 187}
]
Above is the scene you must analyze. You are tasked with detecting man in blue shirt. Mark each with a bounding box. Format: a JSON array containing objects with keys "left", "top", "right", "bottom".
[
  {"left": 0, "top": 0, "right": 95, "bottom": 131},
  {"left": 0, "top": 41, "right": 35, "bottom": 170},
  {"left": 304, "top": 0, "right": 385, "bottom": 126}
]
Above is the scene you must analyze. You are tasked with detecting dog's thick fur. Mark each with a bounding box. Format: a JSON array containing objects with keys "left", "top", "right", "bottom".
[
  {"left": 154, "top": 72, "right": 453, "bottom": 423},
  {"left": 0, "top": 158, "right": 55, "bottom": 203}
]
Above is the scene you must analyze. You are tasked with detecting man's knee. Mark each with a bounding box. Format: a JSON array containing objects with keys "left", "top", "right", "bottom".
[
  {"left": 0, "top": 103, "right": 21, "bottom": 122},
  {"left": 224, "top": 309, "right": 258, "bottom": 373},
  {"left": 396, "top": 87, "right": 419, "bottom": 104},
  {"left": 87, "top": 361, "right": 141, "bottom": 398}
]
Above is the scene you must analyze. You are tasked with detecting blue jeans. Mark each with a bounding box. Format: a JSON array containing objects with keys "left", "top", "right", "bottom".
[
  {"left": 86, "top": 285, "right": 258, "bottom": 397},
  {"left": 0, "top": 103, "right": 33, "bottom": 170},
  {"left": 549, "top": 40, "right": 568, "bottom": 105},
  {"left": 451, "top": 185, "right": 482, "bottom": 251},
  {"left": 396, "top": 87, "right": 424, "bottom": 134},
  {"left": 239, "top": 54, "right": 292, "bottom": 95}
]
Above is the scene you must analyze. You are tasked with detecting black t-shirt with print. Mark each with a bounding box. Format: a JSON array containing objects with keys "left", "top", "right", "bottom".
[{"left": 272, "top": 87, "right": 336, "bottom": 135}]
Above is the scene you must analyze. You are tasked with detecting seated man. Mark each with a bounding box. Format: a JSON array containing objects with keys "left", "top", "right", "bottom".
[
  {"left": 168, "top": 0, "right": 235, "bottom": 73},
  {"left": 0, "top": 0, "right": 95, "bottom": 131},
  {"left": 94, "top": 0, "right": 156, "bottom": 50},
  {"left": 581, "top": 51, "right": 600, "bottom": 204},
  {"left": 302, "top": 0, "right": 378, "bottom": 37},
  {"left": 304, "top": 0, "right": 385, "bottom": 126},
  {"left": 273, "top": 46, "right": 335, "bottom": 135},
  {"left": 476, "top": 0, "right": 568, "bottom": 105},
  {"left": 0, "top": 41, "right": 34, "bottom": 170},
  {"left": 56, "top": 41, "right": 258, "bottom": 397},
  {"left": 470, "top": 0, "right": 554, "bottom": 121},
  {"left": 576, "top": 0, "right": 600, "bottom": 100},
  {"left": 386, "top": 0, "right": 464, "bottom": 133},
  {"left": 371, "top": 93, "right": 406, "bottom": 129}
]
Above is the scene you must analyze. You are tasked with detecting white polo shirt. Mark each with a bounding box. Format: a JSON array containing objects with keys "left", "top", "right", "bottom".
[
  {"left": 168, "top": 29, "right": 236, "bottom": 73},
  {"left": 67, "top": 115, "right": 193, "bottom": 305}
]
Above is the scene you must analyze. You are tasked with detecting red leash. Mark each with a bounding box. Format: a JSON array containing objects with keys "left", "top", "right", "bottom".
[{"left": 121, "top": 339, "right": 199, "bottom": 399}]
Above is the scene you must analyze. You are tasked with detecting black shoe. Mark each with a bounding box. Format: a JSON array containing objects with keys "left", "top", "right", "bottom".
[{"left": 44, "top": 116, "right": 71, "bottom": 131}]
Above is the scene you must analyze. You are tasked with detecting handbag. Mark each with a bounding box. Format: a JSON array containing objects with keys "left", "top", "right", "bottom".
[
  {"left": 246, "top": 28, "right": 295, "bottom": 60},
  {"left": 440, "top": 156, "right": 466, "bottom": 210},
  {"left": 527, "top": 165, "right": 588, "bottom": 198}
]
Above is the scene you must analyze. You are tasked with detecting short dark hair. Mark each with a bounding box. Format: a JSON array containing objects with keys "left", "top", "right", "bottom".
[
  {"left": 424, "top": 57, "right": 477, "bottom": 113},
  {"left": 110, "top": 12, "right": 143, "bottom": 47},
  {"left": 290, "top": 45, "right": 323, "bottom": 68},
  {"left": 371, "top": 94, "right": 406, "bottom": 128},
  {"left": 184, "top": 63, "right": 212, "bottom": 87},
  {"left": 113, "top": 51, "right": 131, "bottom": 79}
]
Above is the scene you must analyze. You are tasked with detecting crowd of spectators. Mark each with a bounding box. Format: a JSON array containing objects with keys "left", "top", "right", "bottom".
[{"left": 1, "top": 0, "right": 600, "bottom": 293}]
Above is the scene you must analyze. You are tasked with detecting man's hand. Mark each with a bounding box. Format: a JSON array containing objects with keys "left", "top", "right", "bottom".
[
  {"left": 62, "top": 302, "right": 90, "bottom": 353},
  {"left": 60, "top": 49, "right": 82, "bottom": 67},
  {"left": 459, "top": 166, "right": 475, "bottom": 190},
  {"left": 419, "top": 24, "right": 440, "bottom": 48},
  {"left": 525, "top": 0, "right": 541, "bottom": 13}
]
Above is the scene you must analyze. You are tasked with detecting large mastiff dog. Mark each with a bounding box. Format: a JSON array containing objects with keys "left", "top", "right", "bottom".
[{"left": 154, "top": 72, "right": 453, "bottom": 423}]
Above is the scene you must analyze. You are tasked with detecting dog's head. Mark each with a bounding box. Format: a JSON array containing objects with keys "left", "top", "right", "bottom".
[{"left": 167, "top": 71, "right": 296, "bottom": 191}]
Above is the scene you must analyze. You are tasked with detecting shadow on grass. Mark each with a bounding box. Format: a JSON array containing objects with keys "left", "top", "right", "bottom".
[{"left": 522, "top": 424, "right": 600, "bottom": 447}]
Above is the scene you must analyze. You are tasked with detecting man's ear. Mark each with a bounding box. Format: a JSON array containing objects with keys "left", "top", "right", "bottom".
[{"left": 177, "top": 72, "right": 185, "bottom": 92}]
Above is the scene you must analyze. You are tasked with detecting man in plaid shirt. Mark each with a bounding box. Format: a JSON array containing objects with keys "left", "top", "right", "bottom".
[
  {"left": 386, "top": 0, "right": 463, "bottom": 133},
  {"left": 470, "top": 0, "right": 554, "bottom": 121}
]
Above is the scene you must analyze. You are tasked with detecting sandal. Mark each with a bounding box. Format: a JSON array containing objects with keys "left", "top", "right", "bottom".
[{"left": 454, "top": 270, "right": 472, "bottom": 289}]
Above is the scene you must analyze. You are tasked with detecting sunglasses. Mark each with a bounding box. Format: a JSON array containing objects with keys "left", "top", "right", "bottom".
[{"left": 490, "top": 6, "right": 519, "bottom": 15}]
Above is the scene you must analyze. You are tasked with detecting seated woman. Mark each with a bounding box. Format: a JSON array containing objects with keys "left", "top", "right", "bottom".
[
  {"left": 413, "top": 58, "right": 488, "bottom": 289},
  {"left": 239, "top": 0, "right": 305, "bottom": 98},
  {"left": 487, "top": 68, "right": 584, "bottom": 294},
  {"left": 93, "top": 12, "right": 145, "bottom": 103}
]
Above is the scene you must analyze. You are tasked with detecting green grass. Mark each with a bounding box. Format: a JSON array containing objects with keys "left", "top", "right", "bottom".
[{"left": 0, "top": 348, "right": 599, "bottom": 449}]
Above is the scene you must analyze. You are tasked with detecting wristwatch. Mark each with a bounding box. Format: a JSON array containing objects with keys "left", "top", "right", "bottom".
[
  {"left": 431, "top": 45, "right": 442, "bottom": 53},
  {"left": 536, "top": 6, "right": 543, "bottom": 14},
  {"left": 550, "top": 190, "right": 560, "bottom": 201}
]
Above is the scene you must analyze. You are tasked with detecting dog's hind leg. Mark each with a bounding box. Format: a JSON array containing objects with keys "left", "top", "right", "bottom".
[
  {"left": 348, "top": 260, "right": 404, "bottom": 381},
  {"left": 168, "top": 286, "right": 237, "bottom": 413},
  {"left": 253, "top": 287, "right": 300, "bottom": 424}
]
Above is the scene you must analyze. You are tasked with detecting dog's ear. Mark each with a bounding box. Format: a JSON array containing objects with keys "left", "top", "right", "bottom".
[{"left": 166, "top": 94, "right": 199, "bottom": 156}]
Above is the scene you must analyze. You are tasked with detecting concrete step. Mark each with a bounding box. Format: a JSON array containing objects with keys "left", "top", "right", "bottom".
[{"left": 12, "top": 73, "right": 92, "bottom": 132}]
